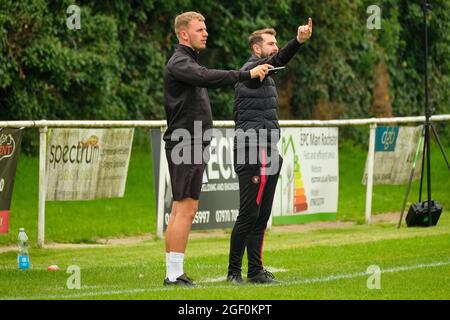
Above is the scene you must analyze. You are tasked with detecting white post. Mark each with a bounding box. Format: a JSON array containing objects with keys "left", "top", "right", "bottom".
[
  {"left": 365, "top": 123, "right": 377, "bottom": 224},
  {"left": 267, "top": 213, "right": 273, "bottom": 231},
  {"left": 38, "top": 125, "right": 47, "bottom": 247},
  {"left": 156, "top": 127, "right": 166, "bottom": 239}
]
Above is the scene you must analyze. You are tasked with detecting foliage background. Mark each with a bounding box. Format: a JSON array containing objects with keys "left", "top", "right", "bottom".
[{"left": 1, "top": 0, "right": 449, "bottom": 150}]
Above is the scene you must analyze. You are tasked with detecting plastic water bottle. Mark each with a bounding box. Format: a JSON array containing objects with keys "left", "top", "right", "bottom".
[{"left": 18, "top": 228, "right": 30, "bottom": 270}]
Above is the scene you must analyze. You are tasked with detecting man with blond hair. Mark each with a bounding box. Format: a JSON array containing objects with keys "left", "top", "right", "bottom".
[
  {"left": 227, "top": 19, "right": 313, "bottom": 284},
  {"left": 163, "top": 11, "right": 272, "bottom": 286}
]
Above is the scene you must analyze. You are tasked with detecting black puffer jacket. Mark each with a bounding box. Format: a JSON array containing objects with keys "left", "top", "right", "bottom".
[
  {"left": 233, "top": 38, "right": 303, "bottom": 170},
  {"left": 234, "top": 59, "right": 279, "bottom": 133}
]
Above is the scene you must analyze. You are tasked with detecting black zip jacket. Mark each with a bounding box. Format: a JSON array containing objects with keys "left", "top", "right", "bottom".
[{"left": 163, "top": 44, "right": 251, "bottom": 150}]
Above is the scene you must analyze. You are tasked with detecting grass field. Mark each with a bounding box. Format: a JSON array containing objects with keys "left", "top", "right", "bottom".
[
  {"left": 0, "top": 130, "right": 449, "bottom": 300},
  {"left": 0, "top": 213, "right": 449, "bottom": 300}
]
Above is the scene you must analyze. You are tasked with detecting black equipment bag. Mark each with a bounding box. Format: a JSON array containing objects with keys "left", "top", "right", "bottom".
[{"left": 406, "top": 200, "right": 442, "bottom": 227}]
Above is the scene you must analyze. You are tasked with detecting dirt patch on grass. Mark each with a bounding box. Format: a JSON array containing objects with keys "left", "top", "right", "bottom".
[
  {"left": 371, "top": 212, "right": 401, "bottom": 224},
  {"left": 0, "top": 213, "right": 402, "bottom": 253},
  {"left": 271, "top": 220, "right": 355, "bottom": 233}
]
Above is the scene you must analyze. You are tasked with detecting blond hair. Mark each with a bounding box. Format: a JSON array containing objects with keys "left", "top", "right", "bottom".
[
  {"left": 248, "top": 28, "right": 276, "bottom": 52},
  {"left": 174, "top": 11, "right": 205, "bottom": 36}
]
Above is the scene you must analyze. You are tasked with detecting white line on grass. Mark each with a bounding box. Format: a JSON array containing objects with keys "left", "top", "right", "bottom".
[
  {"left": 290, "top": 261, "right": 450, "bottom": 285},
  {"left": 201, "top": 266, "right": 288, "bottom": 283},
  {"left": 201, "top": 276, "right": 227, "bottom": 283},
  {"left": 4, "top": 260, "right": 450, "bottom": 300}
]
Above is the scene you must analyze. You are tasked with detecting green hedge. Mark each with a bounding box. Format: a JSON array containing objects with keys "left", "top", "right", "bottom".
[{"left": 1, "top": 0, "right": 449, "bottom": 148}]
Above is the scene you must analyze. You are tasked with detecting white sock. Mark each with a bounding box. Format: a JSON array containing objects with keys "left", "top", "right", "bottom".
[
  {"left": 168, "top": 252, "right": 184, "bottom": 281},
  {"left": 165, "top": 253, "right": 170, "bottom": 279}
]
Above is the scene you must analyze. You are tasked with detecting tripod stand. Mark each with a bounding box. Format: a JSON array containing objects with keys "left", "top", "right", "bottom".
[{"left": 397, "top": 0, "right": 450, "bottom": 228}]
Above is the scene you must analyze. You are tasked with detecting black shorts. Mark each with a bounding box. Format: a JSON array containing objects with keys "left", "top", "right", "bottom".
[{"left": 165, "top": 147, "right": 208, "bottom": 201}]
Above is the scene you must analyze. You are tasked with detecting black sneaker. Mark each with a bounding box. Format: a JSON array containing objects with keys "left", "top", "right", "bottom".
[
  {"left": 247, "top": 269, "right": 279, "bottom": 284},
  {"left": 227, "top": 272, "right": 244, "bottom": 284},
  {"left": 163, "top": 273, "right": 195, "bottom": 287}
]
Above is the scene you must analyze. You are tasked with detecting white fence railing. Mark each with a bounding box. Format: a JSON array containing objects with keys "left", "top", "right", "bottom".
[{"left": 1, "top": 114, "right": 449, "bottom": 247}]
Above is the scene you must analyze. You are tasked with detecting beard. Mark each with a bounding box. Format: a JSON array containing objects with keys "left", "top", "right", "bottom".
[{"left": 260, "top": 50, "right": 277, "bottom": 58}]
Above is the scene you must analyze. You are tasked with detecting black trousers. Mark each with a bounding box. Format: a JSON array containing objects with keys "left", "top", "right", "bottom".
[{"left": 228, "top": 152, "right": 282, "bottom": 278}]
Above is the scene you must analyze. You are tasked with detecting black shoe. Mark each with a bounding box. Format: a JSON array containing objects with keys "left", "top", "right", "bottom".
[
  {"left": 227, "top": 272, "right": 244, "bottom": 284},
  {"left": 163, "top": 273, "right": 195, "bottom": 286},
  {"left": 247, "top": 269, "right": 279, "bottom": 284}
]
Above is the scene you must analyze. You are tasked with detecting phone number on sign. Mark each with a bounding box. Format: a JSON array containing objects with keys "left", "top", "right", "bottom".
[
  {"left": 165, "top": 211, "right": 211, "bottom": 225},
  {"left": 193, "top": 211, "right": 210, "bottom": 224}
]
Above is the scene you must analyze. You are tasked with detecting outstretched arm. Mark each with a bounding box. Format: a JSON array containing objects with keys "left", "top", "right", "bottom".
[
  {"left": 170, "top": 56, "right": 272, "bottom": 88},
  {"left": 247, "top": 17, "right": 313, "bottom": 69}
]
